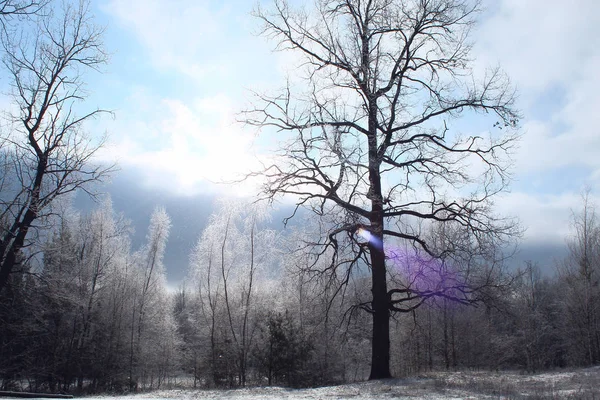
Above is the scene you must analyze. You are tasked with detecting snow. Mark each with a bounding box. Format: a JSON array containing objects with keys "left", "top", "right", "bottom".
[{"left": 3, "top": 367, "right": 599, "bottom": 400}]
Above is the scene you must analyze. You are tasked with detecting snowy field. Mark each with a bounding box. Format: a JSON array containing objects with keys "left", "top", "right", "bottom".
[{"left": 3, "top": 367, "right": 600, "bottom": 400}]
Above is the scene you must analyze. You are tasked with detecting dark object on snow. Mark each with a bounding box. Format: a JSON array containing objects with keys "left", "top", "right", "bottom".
[{"left": 0, "top": 391, "right": 73, "bottom": 398}]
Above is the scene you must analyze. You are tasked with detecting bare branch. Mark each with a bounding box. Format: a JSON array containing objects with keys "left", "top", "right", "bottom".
[{"left": 0, "top": 0, "right": 110, "bottom": 292}]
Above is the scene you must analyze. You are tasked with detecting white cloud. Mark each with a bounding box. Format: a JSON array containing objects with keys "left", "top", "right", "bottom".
[
  {"left": 93, "top": 0, "right": 600, "bottom": 249},
  {"left": 516, "top": 57, "right": 600, "bottom": 178},
  {"left": 474, "top": 0, "right": 600, "bottom": 188},
  {"left": 95, "top": 0, "right": 294, "bottom": 198},
  {"left": 495, "top": 190, "right": 600, "bottom": 250},
  {"left": 476, "top": 0, "right": 600, "bottom": 95},
  {"left": 96, "top": 91, "right": 273, "bottom": 197},
  {"left": 453, "top": 1, "right": 600, "bottom": 248},
  {"left": 495, "top": 192, "right": 576, "bottom": 245}
]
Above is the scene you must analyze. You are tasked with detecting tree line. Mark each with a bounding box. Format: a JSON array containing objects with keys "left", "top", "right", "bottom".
[
  {"left": 1, "top": 195, "right": 599, "bottom": 393},
  {"left": 0, "top": 201, "right": 178, "bottom": 392}
]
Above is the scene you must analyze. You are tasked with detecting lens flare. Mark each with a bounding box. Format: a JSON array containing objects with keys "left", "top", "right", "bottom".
[
  {"left": 357, "top": 227, "right": 383, "bottom": 250},
  {"left": 385, "top": 247, "right": 463, "bottom": 303},
  {"left": 357, "top": 227, "right": 371, "bottom": 241}
]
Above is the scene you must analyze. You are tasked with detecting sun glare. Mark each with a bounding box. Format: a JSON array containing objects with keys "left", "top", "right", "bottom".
[
  {"left": 357, "top": 227, "right": 383, "bottom": 250},
  {"left": 357, "top": 227, "right": 372, "bottom": 241}
]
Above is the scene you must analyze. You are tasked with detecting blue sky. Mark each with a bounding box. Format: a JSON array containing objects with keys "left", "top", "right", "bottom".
[{"left": 71, "top": 0, "right": 600, "bottom": 282}]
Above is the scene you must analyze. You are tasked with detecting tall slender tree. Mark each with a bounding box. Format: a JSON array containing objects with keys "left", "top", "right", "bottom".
[{"left": 130, "top": 206, "right": 172, "bottom": 389}]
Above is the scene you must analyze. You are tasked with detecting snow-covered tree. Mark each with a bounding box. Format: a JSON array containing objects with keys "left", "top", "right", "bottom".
[
  {"left": 128, "top": 206, "right": 175, "bottom": 390},
  {"left": 187, "top": 199, "right": 276, "bottom": 387}
]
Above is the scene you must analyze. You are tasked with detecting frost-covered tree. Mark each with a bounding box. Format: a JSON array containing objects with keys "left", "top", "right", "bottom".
[
  {"left": 32, "top": 198, "right": 133, "bottom": 391},
  {"left": 187, "top": 199, "right": 276, "bottom": 387},
  {"left": 128, "top": 206, "right": 174, "bottom": 390},
  {"left": 511, "top": 262, "right": 562, "bottom": 372},
  {"left": 559, "top": 193, "right": 600, "bottom": 365}
]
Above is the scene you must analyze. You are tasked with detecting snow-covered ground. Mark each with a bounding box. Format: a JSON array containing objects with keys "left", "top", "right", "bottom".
[{"left": 3, "top": 367, "right": 600, "bottom": 400}]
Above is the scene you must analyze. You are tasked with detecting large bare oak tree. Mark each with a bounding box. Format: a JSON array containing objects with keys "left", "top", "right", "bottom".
[{"left": 246, "top": 0, "right": 520, "bottom": 379}]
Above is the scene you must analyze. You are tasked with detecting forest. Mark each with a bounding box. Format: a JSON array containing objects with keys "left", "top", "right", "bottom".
[
  {"left": 1, "top": 0, "right": 599, "bottom": 395},
  {"left": 1, "top": 195, "right": 600, "bottom": 393}
]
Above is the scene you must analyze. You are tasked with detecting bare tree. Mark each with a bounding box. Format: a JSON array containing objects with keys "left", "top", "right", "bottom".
[
  {"left": 190, "top": 230, "right": 223, "bottom": 386},
  {"left": 130, "top": 206, "right": 172, "bottom": 389},
  {"left": 511, "top": 261, "right": 560, "bottom": 372},
  {"left": 559, "top": 191, "right": 600, "bottom": 365},
  {"left": 0, "top": 0, "right": 111, "bottom": 292},
  {"left": 189, "top": 199, "right": 274, "bottom": 387},
  {"left": 0, "top": 0, "right": 46, "bottom": 20},
  {"left": 246, "top": 0, "right": 520, "bottom": 378}
]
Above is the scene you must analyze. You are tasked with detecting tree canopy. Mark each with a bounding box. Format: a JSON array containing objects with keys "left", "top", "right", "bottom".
[{"left": 246, "top": 0, "right": 521, "bottom": 378}]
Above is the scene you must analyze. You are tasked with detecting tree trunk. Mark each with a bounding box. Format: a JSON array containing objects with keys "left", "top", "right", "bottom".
[
  {"left": 443, "top": 300, "right": 450, "bottom": 370},
  {"left": 369, "top": 234, "right": 390, "bottom": 379},
  {"left": 0, "top": 207, "right": 37, "bottom": 292},
  {"left": 367, "top": 90, "right": 391, "bottom": 379}
]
